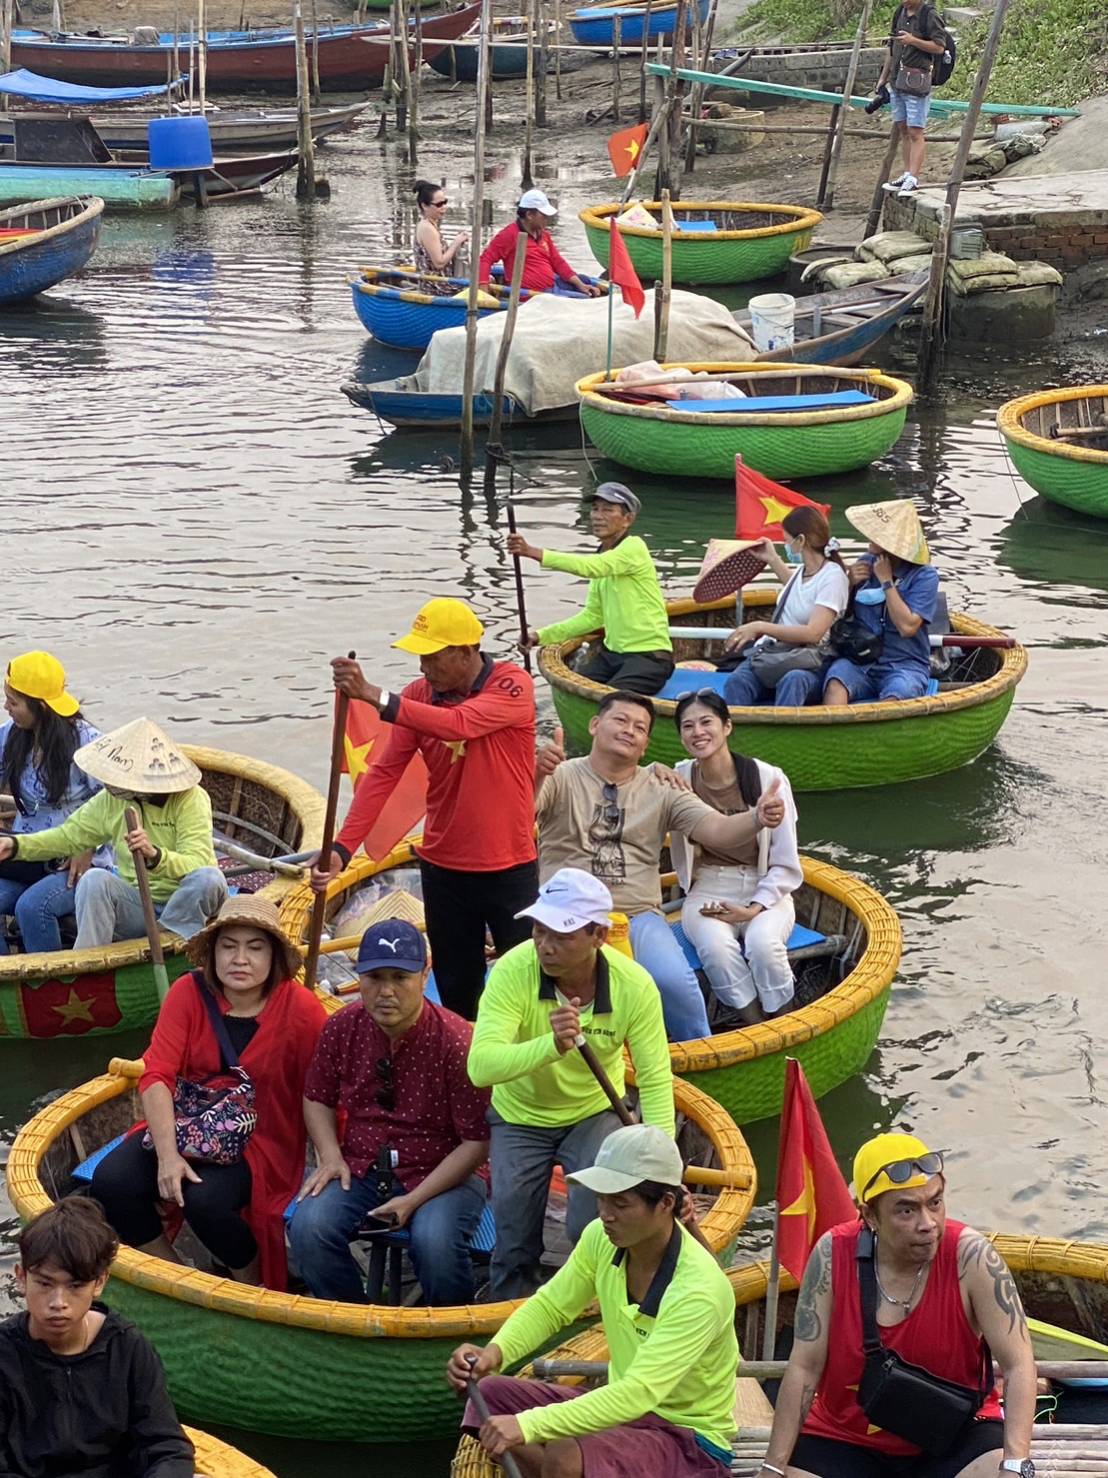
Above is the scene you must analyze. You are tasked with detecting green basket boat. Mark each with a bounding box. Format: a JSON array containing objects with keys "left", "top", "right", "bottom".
[
  {"left": 540, "top": 587, "right": 1027, "bottom": 791},
  {"left": 579, "top": 200, "right": 822, "bottom": 285},
  {"left": 0, "top": 748, "right": 324, "bottom": 1041},
  {"left": 998, "top": 384, "right": 1108, "bottom": 519},
  {"left": 576, "top": 363, "right": 913, "bottom": 480}
]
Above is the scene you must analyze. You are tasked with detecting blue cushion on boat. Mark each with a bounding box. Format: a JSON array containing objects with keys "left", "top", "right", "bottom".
[
  {"left": 676, "top": 220, "right": 718, "bottom": 233},
  {"left": 678, "top": 390, "right": 877, "bottom": 414},
  {"left": 72, "top": 1132, "right": 128, "bottom": 1182},
  {"left": 654, "top": 669, "right": 731, "bottom": 702},
  {"left": 669, "top": 917, "right": 826, "bottom": 972}
]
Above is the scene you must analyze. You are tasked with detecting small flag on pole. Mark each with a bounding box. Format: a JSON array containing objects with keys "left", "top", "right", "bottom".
[
  {"left": 607, "top": 218, "right": 645, "bottom": 320},
  {"left": 774, "top": 1058, "right": 856, "bottom": 1282},
  {"left": 340, "top": 697, "right": 429, "bottom": 861},
  {"left": 607, "top": 122, "right": 649, "bottom": 178},
  {"left": 735, "top": 456, "right": 831, "bottom": 542}
]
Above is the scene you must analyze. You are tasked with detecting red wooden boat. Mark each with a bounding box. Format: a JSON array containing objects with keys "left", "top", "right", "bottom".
[{"left": 10, "top": 5, "right": 480, "bottom": 92}]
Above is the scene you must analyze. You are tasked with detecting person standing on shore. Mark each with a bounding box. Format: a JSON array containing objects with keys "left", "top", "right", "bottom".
[{"left": 875, "top": 0, "right": 948, "bottom": 198}]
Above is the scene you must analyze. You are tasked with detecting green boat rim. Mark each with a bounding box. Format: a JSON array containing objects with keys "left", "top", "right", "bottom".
[
  {"left": 998, "top": 385, "right": 1108, "bottom": 468},
  {"left": 579, "top": 199, "right": 824, "bottom": 243},
  {"left": 576, "top": 363, "right": 913, "bottom": 428}
]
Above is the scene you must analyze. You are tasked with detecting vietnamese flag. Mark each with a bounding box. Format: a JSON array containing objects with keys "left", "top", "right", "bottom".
[
  {"left": 607, "top": 122, "right": 649, "bottom": 178},
  {"left": 340, "top": 696, "right": 428, "bottom": 860},
  {"left": 20, "top": 972, "right": 123, "bottom": 1038},
  {"left": 775, "top": 1057, "right": 856, "bottom": 1282},
  {"left": 608, "top": 219, "right": 645, "bottom": 319},
  {"left": 735, "top": 455, "right": 831, "bottom": 542}
]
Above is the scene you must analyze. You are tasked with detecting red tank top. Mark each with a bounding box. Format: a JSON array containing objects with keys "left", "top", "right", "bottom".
[{"left": 802, "top": 1219, "right": 1002, "bottom": 1456}]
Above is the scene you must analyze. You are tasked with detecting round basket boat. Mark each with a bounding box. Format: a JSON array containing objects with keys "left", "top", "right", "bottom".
[
  {"left": 580, "top": 201, "right": 822, "bottom": 285},
  {"left": 281, "top": 843, "right": 900, "bottom": 1128},
  {"left": 186, "top": 1427, "right": 275, "bottom": 1476},
  {"left": 0, "top": 747, "right": 324, "bottom": 1042},
  {"left": 540, "top": 587, "right": 1027, "bottom": 791},
  {"left": 575, "top": 364, "right": 912, "bottom": 480},
  {"left": 998, "top": 385, "right": 1108, "bottom": 519},
  {"left": 6, "top": 1044, "right": 754, "bottom": 1443}
]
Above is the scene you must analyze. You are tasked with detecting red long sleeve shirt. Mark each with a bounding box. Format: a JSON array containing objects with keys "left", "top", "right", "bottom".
[
  {"left": 477, "top": 222, "right": 578, "bottom": 293},
  {"left": 335, "top": 657, "right": 537, "bottom": 873}
]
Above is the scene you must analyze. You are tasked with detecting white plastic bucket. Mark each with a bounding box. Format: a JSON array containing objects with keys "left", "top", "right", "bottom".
[{"left": 748, "top": 292, "right": 796, "bottom": 352}]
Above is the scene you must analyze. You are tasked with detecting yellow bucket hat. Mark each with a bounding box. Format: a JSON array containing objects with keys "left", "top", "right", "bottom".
[
  {"left": 846, "top": 499, "right": 930, "bottom": 565},
  {"left": 852, "top": 1132, "right": 943, "bottom": 1205},
  {"left": 6, "top": 652, "right": 79, "bottom": 717},
  {"left": 393, "top": 598, "right": 485, "bottom": 656}
]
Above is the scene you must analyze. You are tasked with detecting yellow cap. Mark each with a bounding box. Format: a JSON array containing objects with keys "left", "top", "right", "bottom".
[
  {"left": 852, "top": 1132, "right": 936, "bottom": 1205},
  {"left": 393, "top": 598, "right": 485, "bottom": 655},
  {"left": 6, "top": 652, "right": 79, "bottom": 717}
]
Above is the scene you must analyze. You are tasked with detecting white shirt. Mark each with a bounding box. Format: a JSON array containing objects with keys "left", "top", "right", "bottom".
[{"left": 763, "top": 561, "right": 849, "bottom": 639}]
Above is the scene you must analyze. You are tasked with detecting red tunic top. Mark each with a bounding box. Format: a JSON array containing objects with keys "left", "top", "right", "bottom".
[
  {"left": 335, "top": 658, "right": 536, "bottom": 873},
  {"left": 140, "top": 972, "right": 327, "bottom": 1291},
  {"left": 477, "top": 222, "right": 577, "bottom": 293},
  {"left": 802, "top": 1219, "right": 1002, "bottom": 1456},
  {"left": 302, "top": 998, "right": 491, "bottom": 1188}
]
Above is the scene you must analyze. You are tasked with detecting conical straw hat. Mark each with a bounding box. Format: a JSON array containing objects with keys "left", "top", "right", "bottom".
[
  {"left": 75, "top": 718, "right": 202, "bottom": 794},
  {"left": 846, "top": 499, "right": 930, "bottom": 565},
  {"left": 692, "top": 539, "right": 767, "bottom": 603}
]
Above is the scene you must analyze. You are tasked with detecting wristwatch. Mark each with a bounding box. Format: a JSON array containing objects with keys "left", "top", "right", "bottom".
[
  {"left": 999, "top": 1461, "right": 1034, "bottom": 1477},
  {"left": 881, "top": 579, "right": 894, "bottom": 591},
  {"left": 377, "top": 688, "right": 391, "bottom": 711}
]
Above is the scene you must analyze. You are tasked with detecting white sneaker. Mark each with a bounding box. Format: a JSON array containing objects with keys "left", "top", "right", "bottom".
[
  {"left": 897, "top": 174, "right": 919, "bottom": 198},
  {"left": 887, "top": 171, "right": 909, "bottom": 188}
]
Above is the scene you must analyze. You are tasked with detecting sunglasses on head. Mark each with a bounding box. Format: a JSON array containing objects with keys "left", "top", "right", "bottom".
[
  {"left": 675, "top": 686, "right": 723, "bottom": 704},
  {"left": 862, "top": 1150, "right": 945, "bottom": 1200},
  {"left": 375, "top": 1056, "right": 395, "bottom": 1112}
]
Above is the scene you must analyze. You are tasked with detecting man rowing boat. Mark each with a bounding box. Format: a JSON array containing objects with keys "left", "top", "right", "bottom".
[{"left": 447, "top": 1123, "right": 738, "bottom": 1477}]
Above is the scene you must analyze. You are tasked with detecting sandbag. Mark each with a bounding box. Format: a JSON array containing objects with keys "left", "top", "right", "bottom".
[
  {"left": 856, "top": 230, "right": 932, "bottom": 265},
  {"left": 946, "top": 252, "right": 1019, "bottom": 293},
  {"left": 896, "top": 253, "right": 934, "bottom": 272},
  {"left": 1015, "top": 260, "right": 1063, "bottom": 288},
  {"left": 820, "top": 261, "right": 890, "bottom": 290}
]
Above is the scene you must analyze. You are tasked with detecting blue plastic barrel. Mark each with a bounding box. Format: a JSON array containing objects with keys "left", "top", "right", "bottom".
[{"left": 148, "top": 116, "right": 214, "bottom": 170}]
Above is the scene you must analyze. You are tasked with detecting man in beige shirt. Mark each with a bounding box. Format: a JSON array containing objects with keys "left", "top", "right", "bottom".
[{"left": 535, "top": 690, "right": 784, "bottom": 1041}]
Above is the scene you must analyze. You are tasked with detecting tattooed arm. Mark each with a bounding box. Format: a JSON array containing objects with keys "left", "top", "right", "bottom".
[
  {"left": 958, "top": 1228, "right": 1035, "bottom": 1466},
  {"left": 761, "top": 1233, "right": 833, "bottom": 1475}
]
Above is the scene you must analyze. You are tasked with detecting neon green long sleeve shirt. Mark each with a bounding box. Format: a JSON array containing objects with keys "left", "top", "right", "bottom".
[
  {"left": 14, "top": 787, "right": 217, "bottom": 904},
  {"left": 493, "top": 1219, "right": 739, "bottom": 1451},
  {"left": 536, "top": 536, "right": 672, "bottom": 654},
  {"left": 467, "top": 939, "right": 674, "bottom": 1135}
]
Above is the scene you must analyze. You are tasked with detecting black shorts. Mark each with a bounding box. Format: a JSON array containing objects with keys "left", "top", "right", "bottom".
[{"left": 790, "top": 1420, "right": 1003, "bottom": 1478}]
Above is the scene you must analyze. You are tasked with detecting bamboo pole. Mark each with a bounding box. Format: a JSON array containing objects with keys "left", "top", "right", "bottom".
[
  {"left": 484, "top": 230, "right": 529, "bottom": 465},
  {"left": 294, "top": 0, "right": 317, "bottom": 201},
  {"left": 863, "top": 125, "right": 900, "bottom": 238},
  {"left": 411, "top": 0, "right": 423, "bottom": 165},
  {"left": 382, "top": 0, "right": 395, "bottom": 122},
  {"left": 310, "top": 0, "right": 321, "bottom": 101},
  {"left": 684, "top": 115, "right": 986, "bottom": 141},
  {"left": 172, "top": 2, "right": 180, "bottom": 94},
  {"left": 51, "top": 0, "right": 62, "bottom": 34},
  {"left": 523, "top": 0, "right": 535, "bottom": 188},
  {"left": 818, "top": 0, "right": 874, "bottom": 207},
  {"left": 554, "top": 0, "right": 562, "bottom": 99},
  {"left": 303, "top": 661, "right": 355, "bottom": 995},
  {"left": 653, "top": 187, "right": 673, "bottom": 360},
  {"left": 459, "top": 0, "right": 493, "bottom": 475},
  {"left": 667, "top": 0, "right": 688, "bottom": 199},
  {"left": 622, "top": 89, "right": 670, "bottom": 205},
  {"left": 197, "top": 0, "right": 207, "bottom": 113},
  {"left": 654, "top": 39, "right": 670, "bottom": 195},
  {"left": 638, "top": 0, "right": 653, "bottom": 120},
  {"left": 187, "top": 22, "right": 195, "bottom": 112},
  {"left": 611, "top": 14, "right": 622, "bottom": 123},
  {"left": 395, "top": 0, "right": 409, "bottom": 134},
  {"left": 682, "top": 0, "right": 717, "bottom": 173},
  {"left": 918, "top": 0, "right": 1011, "bottom": 380},
  {"left": 535, "top": 0, "right": 547, "bottom": 127}
]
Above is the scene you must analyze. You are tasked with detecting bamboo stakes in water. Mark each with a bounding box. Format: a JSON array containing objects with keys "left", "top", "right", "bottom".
[
  {"left": 294, "top": 0, "right": 317, "bottom": 200},
  {"left": 310, "top": 0, "right": 322, "bottom": 101},
  {"left": 611, "top": 14, "right": 622, "bottom": 122},
  {"left": 411, "top": 0, "right": 423, "bottom": 165},
  {"left": 535, "top": 0, "right": 547, "bottom": 126},
  {"left": 197, "top": 0, "right": 207, "bottom": 112},
  {"left": 522, "top": 0, "right": 535, "bottom": 188},
  {"left": 187, "top": 22, "right": 195, "bottom": 112},
  {"left": 172, "top": 2, "right": 180, "bottom": 98},
  {"left": 459, "top": 0, "right": 494, "bottom": 476},
  {"left": 638, "top": 0, "right": 654, "bottom": 121},
  {"left": 682, "top": 0, "right": 717, "bottom": 172},
  {"left": 864, "top": 125, "right": 900, "bottom": 238},
  {"left": 553, "top": 0, "right": 562, "bottom": 98},
  {"left": 652, "top": 186, "right": 674, "bottom": 360},
  {"left": 817, "top": 0, "right": 873, "bottom": 207},
  {"left": 395, "top": 0, "right": 409, "bottom": 135},
  {"left": 483, "top": 234, "right": 529, "bottom": 481}
]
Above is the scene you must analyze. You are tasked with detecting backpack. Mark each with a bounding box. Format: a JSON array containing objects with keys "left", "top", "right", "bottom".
[{"left": 893, "top": 2, "right": 957, "bottom": 86}]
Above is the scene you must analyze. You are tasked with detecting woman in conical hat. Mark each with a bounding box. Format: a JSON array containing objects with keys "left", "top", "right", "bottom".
[
  {"left": 0, "top": 717, "right": 227, "bottom": 950},
  {"left": 822, "top": 499, "right": 941, "bottom": 708}
]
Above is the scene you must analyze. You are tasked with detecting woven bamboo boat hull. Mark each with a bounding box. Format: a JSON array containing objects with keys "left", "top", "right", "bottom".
[
  {"left": 540, "top": 589, "right": 1026, "bottom": 791},
  {"left": 999, "top": 385, "right": 1108, "bottom": 519},
  {"left": 0, "top": 747, "right": 324, "bottom": 1041},
  {"left": 576, "top": 363, "right": 912, "bottom": 480},
  {"left": 580, "top": 200, "right": 821, "bottom": 285},
  {"left": 186, "top": 1428, "right": 275, "bottom": 1476}
]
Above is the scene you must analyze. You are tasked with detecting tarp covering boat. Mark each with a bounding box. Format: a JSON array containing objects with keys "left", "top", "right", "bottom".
[{"left": 0, "top": 67, "right": 180, "bottom": 104}]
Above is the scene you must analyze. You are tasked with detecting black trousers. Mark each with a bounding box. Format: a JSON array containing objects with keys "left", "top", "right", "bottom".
[
  {"left": 419, "top": 857, "right": 538, "bottom": 1020},
  {"left": 90, "top": 1128, "right": 256, "bottom": 1271},
  {"left": 576, "top": 643, "right": 674, "bottom": 696}
]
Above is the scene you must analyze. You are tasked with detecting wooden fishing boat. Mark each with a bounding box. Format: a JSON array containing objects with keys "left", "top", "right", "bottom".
[
  {"left": 342, "top": 376, "right": 571, "bottom": 431},
  {"left": 998, "top": 385, "right": 1108, "bottom": 520},
  {"left": 10, "top": 6, "right": 481, "bottom": 93},
  {"left": 452, "top": 1238, "right": 1108, "bottom": 1477},
  {"left": 576, "top": 363, "right": 912, "bottom": 480},
  {"left": 540, "top": 586, "right": 1027, "bottom": 790},
  {"left": 580, "top": 200, "right": 822, "bottom": 286},
  {"left": 428, "top": 16, "right": 555, "bottom": 80},
  {"left": 0, "top": 748, "right": 324, "bottom": 1041},
  {"left": 569, "top": 0, "right": 709, "bottom": 50},
  {"left": 186, "top": 1428, "right": 276, "bottom": 1476},
  {"left": 0, "top": 101, "right": 367, "bottom": 155},
  {"left": 734, "top": 273, "right": 927, "bottom": 367},
  {"left": 6, "top": 1057, "right": 754, "bottom": 1442},
  {"left": 0, "top": 195, "right": 103, "bottom": 305},
  {"left": 280, "top": 841, "right": 900, "bottom": 1127},
  {"left": 0, "top": 161, "right": 175, "bottom": 210}
]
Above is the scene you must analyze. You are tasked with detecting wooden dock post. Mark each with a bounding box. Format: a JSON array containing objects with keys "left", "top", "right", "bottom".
[
  {"left": 863, "top": 126, "right": 900, "bottom": 239},
  {"left": 611, "top": 15, "right": 622, "bottom": 123},
  {"left": 653, "top": 187, "right": 674, "bottom": 360},
  {"left": 554, "top": 0, "right": 563, "bottom": 99},
  {"left": 309, "top": 0, "right": 321, "bottom": 101},
  {"left": 535, "top": 0, "right": 548, "bottom": 127},
  {"left": 411, "top": 0, "right": 423, "bottom": 165},
  {"left": 683, "top": 0, "right": 718, "bottom": 174},
  {"left": 523, "top": 0, "right": 535, "bottom": 187},
  {"left": 294, "top": 0, "right": 317, "bottom": 201},
  {"left": 817, "top": 0, "right": 873, "bottom": 208},
  {"left": 460, "top": 0, "right": 494, "bottom": 476},
  {"left": 395, "top": 0, "right": 409, "bottom": 135},
  {"left": 197, "top": 0, "right": 207, "bottom": 113},
  {"left": 484, "top": 235, "right": 529, "bottom": 489},
  {"left": 638, "top": 0, "right": 654, "bottom": 122}
]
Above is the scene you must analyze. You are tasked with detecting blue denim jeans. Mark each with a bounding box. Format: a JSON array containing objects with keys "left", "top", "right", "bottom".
[
  {"left": 824, "top": 658, "right": 929, "bottom": 703},
  {"left": 629, "top": 909, "right": 711, "bottom": 1041},
  {"left": 723, "top": 661, "right": 824, "bottom": 708},
  {"left": 0, "top": 869, "right": 79, "bottom": 954},
  {"left": 288, "top": 1171, "right": 486, "bottom": 1306}
]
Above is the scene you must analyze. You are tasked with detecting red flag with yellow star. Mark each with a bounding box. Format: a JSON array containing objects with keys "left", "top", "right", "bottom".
[
  {"left": 607, "top": 122, "right": 649, "bottom": 178},
  {"left": 341, "top": 697, "right": 428, "bottom": 860},
  {"left": 735, "top": 456, "right": 831, "bottom": 542},
  {"left": 775, "top": 1058, "right": 856, "bottom": 1282},
  {"left": 19, "top": 972, "right": 122, "bottom": 1037}
]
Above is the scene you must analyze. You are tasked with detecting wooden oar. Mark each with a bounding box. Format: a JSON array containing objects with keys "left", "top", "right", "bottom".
[
  {"left": 506, "top": 501, "right": 533, "bottom": 674},
  {"left": 124, "top": 806, "right": 171, "bottom": 1004},
  {"left": 667, "top": 627, "right": 1017, "bottom": 649},
  {"left": 465, "top": 1356, "right": 525, "bottom": 1478},
  {"left": 214, "top": 840, "right": 310, "bottom": 878},
  {"left": 303, "top": 651, "right": 355, "bottom": 992}
]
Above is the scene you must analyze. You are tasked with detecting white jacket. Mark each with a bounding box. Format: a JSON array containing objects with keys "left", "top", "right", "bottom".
[{"left": 671, "top": 757, "right": 802, "bottom": 911}]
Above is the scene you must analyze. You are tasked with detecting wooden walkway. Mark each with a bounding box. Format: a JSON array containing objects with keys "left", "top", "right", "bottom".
[{"left": 732, "top": 1423, "right": 1108, "bottom": 1476}]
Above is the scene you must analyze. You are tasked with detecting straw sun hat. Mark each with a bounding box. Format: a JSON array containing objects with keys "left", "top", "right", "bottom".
[
  {"left": 186, "top": 894, "right": 304, "bottom": 981},
  {"left": 74, "top": 718, "right": 202, "bottom": 794},
  {"left": 845, "top": 499, "right": 931, "bottom": 566}
]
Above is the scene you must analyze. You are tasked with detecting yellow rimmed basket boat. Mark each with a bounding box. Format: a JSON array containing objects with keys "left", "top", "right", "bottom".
[
  {"left": 6, "top": 1048, "right": 754, "bottom": 1443},
  {"left": 998, "top": 385, "right": 1108, "bottom": 519},
  {"left": 575, "top": 364, "right": 913, "bottom": 480},
  {"left": 0, "top": 748, "right": 324, "bottom": 1042},
  {"left": 579, "top": 201, "right": 822, "bottom": 285},
  {"left": 540, "top": 587, "right": 1027, "bottom": 792},
  {"left": 281, "top": 842, "right": 900, "bottom": 1128},
  {"left": 186, "top": 1428, "right": 276, "bottom": 1476},
  {"left": 452, "top": 1237, "right": 1108, "bottom": 1476}
]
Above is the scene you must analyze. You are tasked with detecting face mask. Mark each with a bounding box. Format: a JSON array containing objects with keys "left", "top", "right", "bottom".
[
  {"left": 784, "top": 541, "right": 803, "bottom": 565},
  {"left": 855, "top": 585, "right": 888, "bottom": 606}
]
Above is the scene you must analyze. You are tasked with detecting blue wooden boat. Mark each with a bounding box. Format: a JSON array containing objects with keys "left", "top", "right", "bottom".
[
  {"left": 0, "top": 195, "right": 103, "bottom": 304},
  {"left": 427, "top": 17, "right": 554, "bottom": 81},
  {"left": 341, "top": 375, "right": 577, "bottom": 430},
  {"left": 736, "top": 271, "right": 927, "bottom": 367},
  {"left": 569, "top": 0, "right": 708, "bottom": 49}
]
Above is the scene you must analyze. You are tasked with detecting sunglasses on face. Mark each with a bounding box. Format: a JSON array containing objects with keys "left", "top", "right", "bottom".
[
  {"left": 375, "top": 1056, "right": 395, "bottom": 1112},
  {"left": 600, "top": 781, "right": 622, "bottom": 827},
  {"left": 432, "top": 197, "right": 448, "bottom": 207},
  {"left": 861, "top": 1150, "right": 945, "bottom": 1200}
]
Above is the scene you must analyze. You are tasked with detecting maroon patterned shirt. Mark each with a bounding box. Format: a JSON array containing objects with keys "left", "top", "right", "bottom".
[{"left": 303, "top": 998, "right": 491, "bottom": 1189}]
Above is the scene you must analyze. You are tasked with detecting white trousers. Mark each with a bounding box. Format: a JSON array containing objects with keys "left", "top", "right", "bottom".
[{"left": 681, "top": 863, "right": 796, "bottom": 1013}]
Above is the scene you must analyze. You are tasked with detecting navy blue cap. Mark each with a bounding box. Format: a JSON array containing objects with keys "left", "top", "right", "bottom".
[{"left": 356, "top": 919, "right": 427, "bottom": 975}]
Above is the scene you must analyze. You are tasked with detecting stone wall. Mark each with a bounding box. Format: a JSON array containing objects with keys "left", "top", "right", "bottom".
[
  {"left": 882, "top": 195, "right": 1108, "bottom": 269},
  {"left": 710, "top": 46, "right": 886, "bottom": 109}
]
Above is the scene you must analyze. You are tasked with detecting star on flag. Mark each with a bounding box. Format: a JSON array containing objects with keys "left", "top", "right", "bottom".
[
  {"left": 606, "top": 122, "right": 649, "bottom": 178},
  {"left": 734, "top": 456, "right": 832, "bottom": 543}
]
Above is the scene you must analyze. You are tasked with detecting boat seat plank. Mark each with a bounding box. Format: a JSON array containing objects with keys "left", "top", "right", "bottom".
[
  {"left": 679, "top": 390, "right": 877, "bottom": 415},
  {"left": 733, "top": 1376, "right": 774, "bottom": 1430}
]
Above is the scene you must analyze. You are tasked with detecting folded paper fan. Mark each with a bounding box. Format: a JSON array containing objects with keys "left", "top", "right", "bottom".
[{"left": 692, "top": 539, "right": 767, "bottom": 603}]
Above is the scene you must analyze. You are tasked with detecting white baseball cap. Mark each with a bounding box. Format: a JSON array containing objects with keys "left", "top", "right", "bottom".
[
  {"left": 518, "top": 188, "right": 557, "bottom": 216},
  {"left": 516, "top": 867, "right": 613, "bottom": 933},
  {"left": 567, "top": 1125, "right": 684, "bottom": 1194}
]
